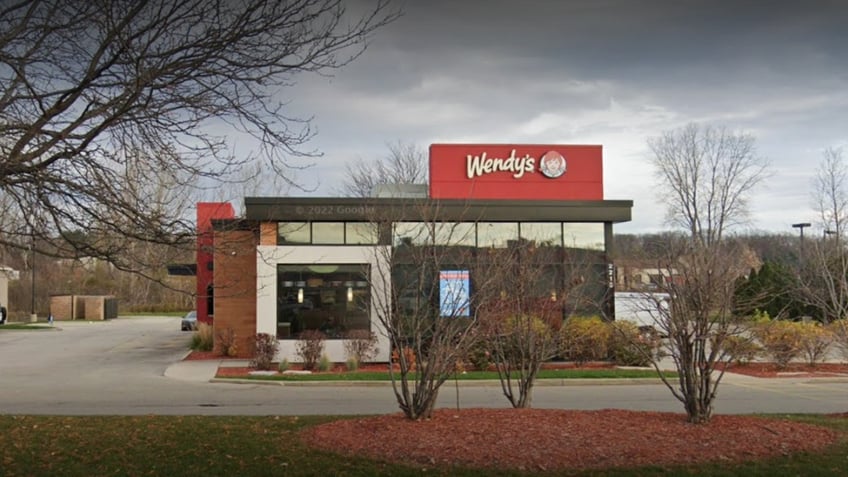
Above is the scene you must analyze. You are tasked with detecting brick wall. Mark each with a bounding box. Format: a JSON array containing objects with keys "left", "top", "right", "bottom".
[{"left": 213, "top": 226, "right": 258, "bottom": 358}]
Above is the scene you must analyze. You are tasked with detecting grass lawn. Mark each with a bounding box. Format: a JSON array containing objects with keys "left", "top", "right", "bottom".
[
  {"left": 226, "top": 368, "right": 677, "bottom": 381},
  {"left": 0, "top": 323, "right": 54, "bottom": 330},
  {"left": 0, "top": 414, "right": 845, "bottom": 476}
]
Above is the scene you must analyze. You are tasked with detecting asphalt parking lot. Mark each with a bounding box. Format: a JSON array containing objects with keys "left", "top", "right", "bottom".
[{"left": 1, "top": 317, "right": 847, "bottom": 416}]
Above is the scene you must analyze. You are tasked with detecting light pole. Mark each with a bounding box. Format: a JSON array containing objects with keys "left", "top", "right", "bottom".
[
  {"left": 792, "top": 223, "right": 811, "bottom": 266},
  {"left": 29, "top": 215, "right": 36, "bottom": 322}
]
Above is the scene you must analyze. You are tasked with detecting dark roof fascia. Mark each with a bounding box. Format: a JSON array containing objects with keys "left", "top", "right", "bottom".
[
  {"left": 210, "top": 218, "right": 259, "bottom": 232},
  {"left": 244, "top": 197, "right": 633, "bottom": 223}
]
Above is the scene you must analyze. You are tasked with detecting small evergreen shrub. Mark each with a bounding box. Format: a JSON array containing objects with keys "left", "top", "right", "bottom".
[
  {"left": 250, "top": 333, "right": 279, "bottom": 370},
  {"left": 345, "top": 357, "right": 360, "bottom": 372},
  {"left": 559, "top": 316, "right": 611, "bottom": 365},
  {"left": 466, "top": 340, "right": 492, "bottom": 371},
  {"left": 295, "top": 330, "right": 326, "bottom": 370},
  {"left": 191, "top": 323, "right": 214, "bottom": 351}
]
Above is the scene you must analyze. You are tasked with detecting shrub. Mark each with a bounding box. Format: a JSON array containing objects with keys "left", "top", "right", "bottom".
[
  {"left": 559, "top": 316, "right": 611, "bottom": 365},
  {"left": 345, "top": 357, "right": 360, "bottom": 371},
  {"left": 250, "top": 333, "right": 279, "bottom": 370},
  {"left": 295, "top": 330, "right": 326, "bottom": 370},
  {"left": 608, "top": 321, "right": 656, "bottom": 367},
  {"left": 466, "top": 339, "right": 492, "bottom": 371},
  {"left": 318, "top": 353, "right": 332, "bottom": 372},
  {"left": 278, "top": 358, "right": 290, "bottom": 372},
  {"left": 215, "top": 327, "right": 238, "bottom": 357},
  {"left": 191, "top": 323, "right": 214, "bottom": 351},
  {"left": 754, "top": 320, "right": 802, "bottom": 369},
  {"left": 796, "top": 321, "right": 833, "bottom": 366},
  {"left": 342, "top": 329, "right": 379, "bottom": 363},
  {"left": 720, "top": 335, "right": 762, "bottom": 365},
  {"left": 830, "top": 320, "right": 848, "bottom": 363}
]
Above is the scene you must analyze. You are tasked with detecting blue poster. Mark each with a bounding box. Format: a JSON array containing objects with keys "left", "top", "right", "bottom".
[{"left": 439, "top": 270, "right": 470, "bottom": 317}]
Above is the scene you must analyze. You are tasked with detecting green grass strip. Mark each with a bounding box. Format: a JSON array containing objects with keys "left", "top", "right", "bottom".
[
  {"left": 224, "top": 368, "right": 676, "bottom": 381},
  {"left": 0, "top": 323, "right": 54, "bottom": 330}
]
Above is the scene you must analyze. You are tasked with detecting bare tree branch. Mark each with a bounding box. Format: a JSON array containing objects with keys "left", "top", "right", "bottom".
[{"left": 0, "top": 0, "right": 398, "bottom": 278}]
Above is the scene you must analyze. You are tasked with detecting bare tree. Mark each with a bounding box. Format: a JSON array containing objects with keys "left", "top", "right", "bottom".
[
  {"left": 799, "top": 147, "right": 848, "bottom": 322},
  {"left": 649, "top": 123, "right": 769, "bottom": 246},
  {"left": 476, "top": 241, "right": 601, "bottom": 408},
  {"left": 369, "top": 202, "right": 496, "bottom": 420},
  {"left": 642, "top": 123, "right": 770, "bottom": 423},
  {"left": 0, "top": 0, "right": 397, "bottom": 276},
  {"left": 339, "top": 141, "right": 428, "bottom": 197}
]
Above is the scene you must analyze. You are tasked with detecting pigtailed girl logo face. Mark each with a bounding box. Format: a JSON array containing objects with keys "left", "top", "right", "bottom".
[{"left": 539, "top": 151, "right": 567, "bottom": 178}]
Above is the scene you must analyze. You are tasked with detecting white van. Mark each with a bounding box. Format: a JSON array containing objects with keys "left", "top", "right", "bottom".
[{"left": 614, "top": 292, "right": 670, "bottom": 334}]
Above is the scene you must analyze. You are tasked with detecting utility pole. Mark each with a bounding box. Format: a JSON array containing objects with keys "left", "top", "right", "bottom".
[{"left": 792, "top": 222, "right": 811, "bottom": 265}]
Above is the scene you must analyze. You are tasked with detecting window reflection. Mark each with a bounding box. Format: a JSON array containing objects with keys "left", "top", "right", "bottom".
[
  {"left": 520, "top": 223, "right": 562, "bottom": 247},
  {"left": 477, "top": 222, "right": 518, "bottom": 248},
  {"left": 345, "top": 223, "right": 378, "bottom": 244},
  {"left": 278, "top": 222, "right": 310, "bottom": 244},
  {"left": 563, "top": 223, "right": 604, "bottom": 250},
  {"left": 435, "top": 222, "right": 475, "bottom": 246},
  {"left": 393, "top": 222, "right": 432, "bottom": 246},
  {"left": 312, "top": 222, "right": 344, "bottom": 244}
]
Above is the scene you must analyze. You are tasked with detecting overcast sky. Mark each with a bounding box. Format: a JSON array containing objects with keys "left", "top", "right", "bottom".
[{"left": 266, "top": 0, "right": 848, "bottom": 235}]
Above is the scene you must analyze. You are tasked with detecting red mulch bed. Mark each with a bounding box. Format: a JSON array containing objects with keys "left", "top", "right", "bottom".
[
  {"left": 721, "top": 362, "right": 848, "bottom": 378},
  {"left": 302, "top": 408, "right": 841, "bottom": 472},
  {"left": 184, "top": 350, "right": 242, "bottom": 361}
]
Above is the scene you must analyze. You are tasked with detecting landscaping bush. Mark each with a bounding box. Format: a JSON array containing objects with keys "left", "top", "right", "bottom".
[
  {"left": 342, "top": 329, "right": 379, "bottom": 363},
  {"left": 466, "top": 339, "right": 492, "bottom": 371},
  {"left": 754, "top": 320, "right": 802, "bottom": 369},
  {"left": 720, "top": 335, "right": 762, "bottom": 365},
  {"left": 318, "top": 353, "right": 332, "bottom": 372},
  {"left": 250, "top": 333, "right": 279, "bottom": 370},
  {"left": 608, "top": 321, "right": 656, "bottom": 367},
  {"left": 295, "top": 330, "right": 326, "bottom": 370},
  {"left": 796, "top": 322, "right": 833, "bottom": 366},
  {"left": 278, "top": 358, "right": 290, "bottom": 372},
  {"left": 216, "top": 327, "right": 238, "bottom": 357},
  {"left": 559, "top": 316, "right": 611, "bottom": 365},
  {"left": 191, "top": 323, "right": 214, "bottom": 351},
  {"left": 345, "top": 357, "right": 359, "bottom": 371}
]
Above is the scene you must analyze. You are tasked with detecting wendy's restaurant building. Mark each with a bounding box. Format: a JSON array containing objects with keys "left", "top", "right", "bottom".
[{"left": 198, "top": 144, "right": 632, "bottom": 362}]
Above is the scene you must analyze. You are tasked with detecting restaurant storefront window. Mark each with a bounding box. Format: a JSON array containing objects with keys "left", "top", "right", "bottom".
[{"left": 276, "top": 264, "right": 370, "bottom": 339}]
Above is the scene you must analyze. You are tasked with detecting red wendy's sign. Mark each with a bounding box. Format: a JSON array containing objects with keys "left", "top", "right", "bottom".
[{"left": 428, "top": 144, "right": 603, "bottom": 200}]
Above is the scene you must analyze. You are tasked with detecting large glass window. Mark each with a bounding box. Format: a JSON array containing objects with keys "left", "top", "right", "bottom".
[
  {"left": 277, "top": 264, "right": 370, "bottom": 339},
  {"left": 346, "top": 222, "right": 379, "bottom": 244},
  {"left": 278, "top": 222, "right": 310, "bottom": 244},
  {"left": 563, "top": 223, "right": 604, "bottom": 251},
  {"left": 520, "top": 223, "right": 562, "bottom": 247},
  {"left": 312, "top": 222, "right": 345, "bottom": 244},
  {"left": 393, "top": 222, "right": 432, "bottom": 246},
  {"left": 478, "top": 222, "right": 518, "bottom": 248},
  {"left": 435, "top": 222, "right": 475, "bottom": 246}
]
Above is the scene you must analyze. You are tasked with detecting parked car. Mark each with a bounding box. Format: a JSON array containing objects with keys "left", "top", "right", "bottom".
[{"left": 180, "top": 310, "right": 197, "bottom": 331}]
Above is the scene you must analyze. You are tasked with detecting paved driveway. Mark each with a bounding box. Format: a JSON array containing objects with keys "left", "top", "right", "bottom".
[{"left": 1, "top": 317, "right": 847, "bottom": 415}]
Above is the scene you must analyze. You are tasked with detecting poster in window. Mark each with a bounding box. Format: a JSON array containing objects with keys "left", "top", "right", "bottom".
[{"left": 439, "top": 270, "right": 470, "bottom": 317}]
